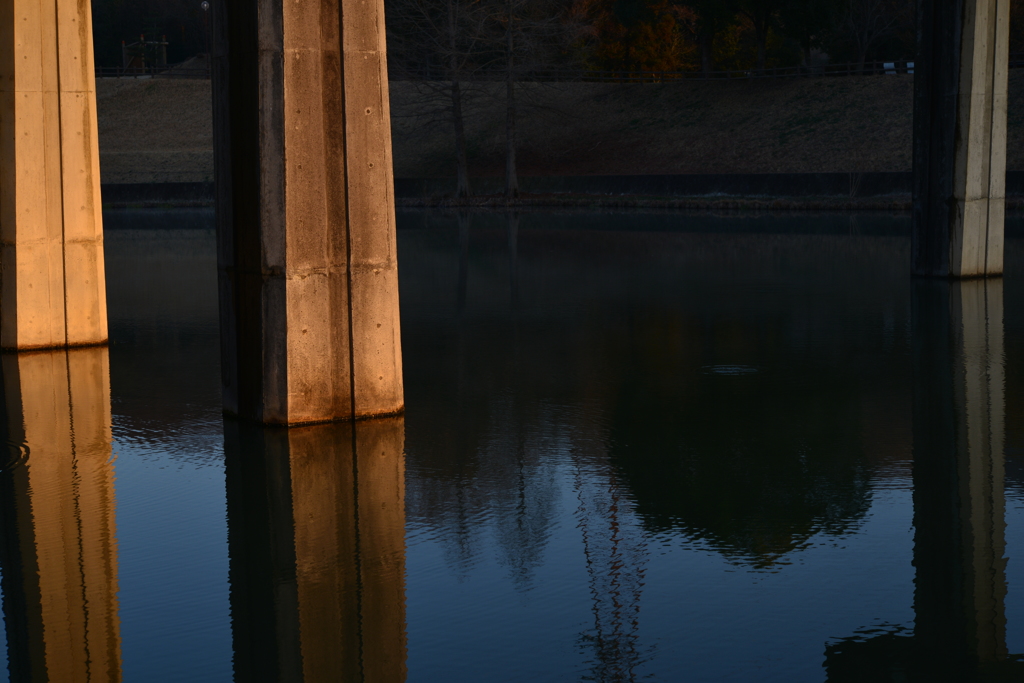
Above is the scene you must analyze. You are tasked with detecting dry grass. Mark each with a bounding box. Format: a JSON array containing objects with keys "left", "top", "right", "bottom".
[
  {"left": 96, "top": 71, "right": 1024, "bottom": 184},
  {"left": 97, "top": 78, "right": 213, "bottom": 183}
]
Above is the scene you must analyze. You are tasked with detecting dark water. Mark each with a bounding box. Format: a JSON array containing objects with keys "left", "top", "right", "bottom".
[{"left": 3, "top": 208, "right": 1024, "bottom": 682}]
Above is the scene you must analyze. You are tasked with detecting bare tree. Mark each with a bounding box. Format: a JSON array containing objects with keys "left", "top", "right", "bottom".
[
  {"left": 387, "top": 0, "right": 488, "bottom": 196},
  {"left": 738, "top": 0, "right": 781, "bottom": 71},
  {"left": 839, "top": 0, "right": 899, "bottom": 72},
  {"left": 481, "top": 0, "right": 570, "bottom": 198},
  {"left": 680, "top": 0, "right": 738, "bottom": 74},
  {"left": 777, "top": 0, "right": 841, "bottom": 70}
]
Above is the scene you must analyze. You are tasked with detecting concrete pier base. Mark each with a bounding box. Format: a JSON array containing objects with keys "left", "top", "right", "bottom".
[
  {"left": 212, "top": 0, "right": 403, "bottom": 424},
  {"left": 0, "top": 347, "right": 121, "bottom": 681},
  {"left": 0, "top": 0, "right": 108, "bottom": 348},
  {"left": 912, "top": 0, "right": 1010, "bottom": 278},
  {"left": 225, "top": 417, "right": 407, "bottom": 681}
]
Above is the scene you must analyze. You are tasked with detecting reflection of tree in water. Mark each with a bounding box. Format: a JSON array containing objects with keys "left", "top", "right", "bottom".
[
  {"left": 608, "top": 313, "right": 875, "bottom": 568},
  {"left": 574, "top": 457, "right": 650, "bottom": 683},
  {"left": 488, "top": 397, "right": 561, "bottom": 586},
  {"left": 405, "top": 392, "right": 562, "bottom": 587}
]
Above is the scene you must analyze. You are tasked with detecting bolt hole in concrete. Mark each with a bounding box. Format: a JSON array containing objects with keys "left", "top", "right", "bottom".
[{"left": 6, "top": 207, "right": 1024, "bottom": 682}]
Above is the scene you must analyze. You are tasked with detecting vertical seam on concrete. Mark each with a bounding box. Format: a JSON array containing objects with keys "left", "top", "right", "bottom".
[
  {"left": 340, "top": 1, "right": 356, "bottom": 423},
  {"left": 984, "top": 0, "right": 996, "bottom": 275},
  {"left": 54, "top": 0, "right": 69, "bottom": 347},
  {"left": 338, "top": 0, "right": 367, "bottom": 661},
  {"left": 986, "top": 0, "right": 1007, "bottom": 276}
]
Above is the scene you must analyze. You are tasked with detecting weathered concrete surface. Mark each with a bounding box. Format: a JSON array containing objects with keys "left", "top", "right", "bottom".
[
  {"left": 0, "top": 347, "right": 121, "bottom": 680},
  {"left": 913, "top": 0, "right": 1011, "bottom": 277},
  {"left": 213, "top": 0, "right": 403, "bottom": 424},
  {"left": 0, "top": 0, "right": 108, "bottom": 348},
  {"left": 226, "top": 416, "right": 407, "bottom": 680}
]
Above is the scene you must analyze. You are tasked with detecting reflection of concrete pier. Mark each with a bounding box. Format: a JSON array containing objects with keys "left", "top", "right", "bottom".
[
  {"left": 826, "top": 280, "right": 1023, "bottom": 680},
  {"left": 0, "top": 348, "right": 121, "bottom": 681},
  {"left": 225, "top": 418, "right": 407, "bottom": 682},
  {"left": 913, "top": 279, "right": 1007, "bottom": 673}
]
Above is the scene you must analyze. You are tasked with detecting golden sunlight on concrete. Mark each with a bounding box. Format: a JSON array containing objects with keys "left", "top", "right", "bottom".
[
  {"left": 0, "top": 0, "right": 108, "bottom": 349},
  {"left": 213, "top": 0, "right": 403, "bottom": 424}
]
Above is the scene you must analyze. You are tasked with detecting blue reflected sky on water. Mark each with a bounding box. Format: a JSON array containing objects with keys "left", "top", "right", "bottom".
[{"left": 4, "top": 208, "right": 1024, "bottom": 681}]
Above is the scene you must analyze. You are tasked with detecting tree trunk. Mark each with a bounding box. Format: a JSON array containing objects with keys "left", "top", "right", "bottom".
[
  {"left": 451, "top": 81, "right": 471, "bottom": 197},
  {"left": 504, "top": 6, "right": 518, "bottom": 199},
  {"left": 749, "top": 14, "right": 765, "bottom": 71},
  {"left": 699, "top": 28, "right": 714, "bottom": 75},
  {"left": 457, "top": 211, "right": 470, "bottom": 311},
  {"left": 448, "top": 0, "right": 471, "bottom": 197}
]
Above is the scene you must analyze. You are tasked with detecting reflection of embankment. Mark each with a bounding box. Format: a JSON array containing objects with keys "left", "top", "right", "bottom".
[
  {"left": 401, "top": 213, "right": 919, "bottom": 570},
  {"left": 104, "top": 220, "right": 221, "bottom": 465}
]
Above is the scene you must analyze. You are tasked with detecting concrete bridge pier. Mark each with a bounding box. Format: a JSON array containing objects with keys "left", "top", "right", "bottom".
[
  {"left": 913, "top": 0, "right": 1011, "bottom": 277},
  {"left": 0, "top": 0, "right": 108, "bottom": 349},
  {"left": 212, "top": 0, "right": 403, "bottom": 424},
  {"left": 0, "top": 347, "right": 121, "bottom": 681}
]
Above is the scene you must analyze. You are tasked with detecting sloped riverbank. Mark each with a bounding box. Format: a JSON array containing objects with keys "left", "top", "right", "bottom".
[{"left": 95, "top": 72, "right": 1024, "bottom": 206}]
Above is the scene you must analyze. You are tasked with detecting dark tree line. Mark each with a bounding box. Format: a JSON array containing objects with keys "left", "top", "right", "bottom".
[
  {"left": 91, "top": 0, "right": 1022, "bottom": 199},
  {"left": 89, "top": 0, "right": 1024, "bottom": 74},
  {"left": 387, "top": 0, "right": 578, "bottom": 197},
  {"left": 388, "top": 0, "right": 1022, "bottom": 77}
]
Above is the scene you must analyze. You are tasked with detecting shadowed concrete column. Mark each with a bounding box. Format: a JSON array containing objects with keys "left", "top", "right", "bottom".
[
  {"left": 225, "top": 417, "right": 407, "bottom": 682},
  {"left": 912, "top": 0, "right": 1010, "bottom": 277},
  {"left": 0, "top": 0, "right": 108, "bottom": 349},
  {"left": 0, "top": 347, "right": 121, "bottom": 681},
  {"left": 212, "top": 0, "right": 403, "bottom": 424}
]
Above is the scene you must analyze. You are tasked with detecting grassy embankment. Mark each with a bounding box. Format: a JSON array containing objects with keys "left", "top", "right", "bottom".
[{"left": 96, "top": 72, "right": 1024, "bottom": 208}]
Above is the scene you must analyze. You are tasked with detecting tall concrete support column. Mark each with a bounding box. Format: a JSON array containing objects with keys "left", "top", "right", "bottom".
[
  {"left": 212, "top": 0, "right": 403, "bottom": 424},
  {"left": 0, "top": 347, "right": 121, "bottom": 681},
  {"left": 225, "top": 417, "right": 407, "bottom": 681},
  {"left": 912, "top": 0, "right": 1010, "bottom": 277},
  {"left": 0, "top": 0, "right": 108, "bottom": 348}
]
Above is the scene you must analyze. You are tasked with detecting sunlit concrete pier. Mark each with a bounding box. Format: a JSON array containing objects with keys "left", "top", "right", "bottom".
[
  {"left": 211, "top": 0, "right": 403, "bottom": 424},
  {"left": 0, "top": 0, "right": 108, "bottom": 349},
  {"left": 0, "top": 347, "right": 121, "bottom": 681},
  {"left": 913, "top": 0, "right": 1011, "bottom": 277}
]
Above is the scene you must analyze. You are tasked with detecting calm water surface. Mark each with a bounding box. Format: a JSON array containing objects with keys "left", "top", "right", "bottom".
[{"left": 3, "top": 208, "right": 1024, "bottom": 682}]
